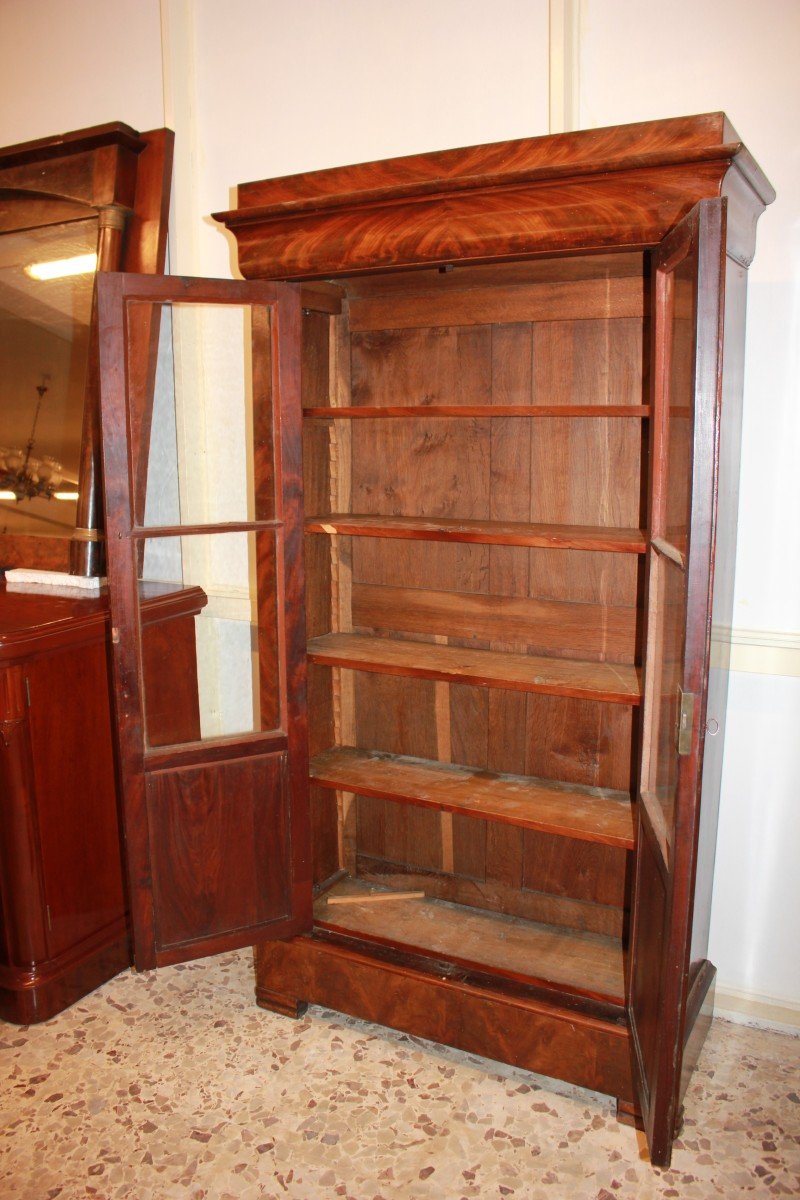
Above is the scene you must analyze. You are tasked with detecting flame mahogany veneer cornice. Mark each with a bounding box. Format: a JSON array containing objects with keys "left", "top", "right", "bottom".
[{"left": 214, "top": 113, "right": 774, "bottom": 278}]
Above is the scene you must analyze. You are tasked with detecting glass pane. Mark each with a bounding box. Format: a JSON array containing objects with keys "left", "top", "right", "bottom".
[
  {"left": 0, "top": 216, "right": 97, "bottom": 535},
  {"left": 138, "top": 530, "right": 281, "bottom": 747},
  {"left": 664, "top": 255, "right": 695, "bottom": 553},
  {"left": 128, "top": 301, "right": 274, "bottom": 528},
  {"left": 644, "top": 554, "right": 687, "bottom": 850}
]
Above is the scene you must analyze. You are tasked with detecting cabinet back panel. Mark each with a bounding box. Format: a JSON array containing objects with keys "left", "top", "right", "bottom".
[
  {"left": 351, "top": 325, "right": 493, "bottom": 406},
  {"left": 352, "top": 583, "right": 638, "bottom": 664},
  {"left": 341, "top": 418, "right": 645, "bottom": 540},
  {"left": 522, "top": 829, "right": 628, "bottom": 908},
  {"left": 306, "top": 663, "right": 334, "bottom": 756},
  {"left": 527, "top": 419, "right": 644, "bottom": 526},
  {"left": 348, "top": 277, "right": 646, "bottom": 332},
  {"left": 350, "top": 318, "right": 645, "bottom": 407},
  {"left": 302, "top": 423, "right": 334, "bottom": 517},
  {"left": 532, "top": 319, "right": 646, "bottom": 407},
  {"left": 353, "top": 537, "right": 489, "bottom": 594},
  {"left": 351, "top": 540, "right": 640, "bottom": 608},
  {"left": 350, "top": 668, "right": 633, "bottom": 925},
  {"left": 351, "top": 675, "right": 633, "bottom": 787},
  {"left": 355, "top": 794, "right": 627, "bottom": 918},
  {"left": 304, "top": 536, "right": 334, "bottom": 642},
  {"left": 523, "top": 693, "right": 634, "bottom": 791},
  {"left": 353, "top": 856, "right": 624, "bottom": 937},
  {"left": 301, "top": 309, "right": 331, "bottom": 406},
  {"left": 344, "top": 252, "right": 646, "bottom": 299},
  {"left": 357, "top": 793, "right": 443, "bottom": 874},
  {"left": 353, "top": 671, "right": 437, "bottom": 759},
  {"left": 304, "top": 264, "right": 645, "bottom": 932},
  {"left": 348, "top": 417, "right": 492, "bottom": 519},
  {"left": 526, "top": 548, "right": 642, "bottom": 608}
]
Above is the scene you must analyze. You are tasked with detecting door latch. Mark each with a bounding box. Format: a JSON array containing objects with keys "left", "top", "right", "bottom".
[{"left": 677, "top": 688, "right": 695, "bottom": 756}]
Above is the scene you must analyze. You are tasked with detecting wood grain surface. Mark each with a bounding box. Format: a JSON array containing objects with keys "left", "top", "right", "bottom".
[
  {"left": 306, "top": 513, "right": 646, "bottom": 553},
  {"left": 308, "top": 632, "right": 641, "bottom": 704},
  {"left": 351, "top": 583, "right": 638, "bottom": 664},
  {"left": 310, "top": 746, "right": 634, "bottom": 847},
  {"left": 256, "top": 934, "right": 635, "bottom": 1100},
  {"left": 315, "top": 876, "right": 625, "bottom": 1003},
  {"left": 304, "top": 405, "right": 651, "bottom": 418}
]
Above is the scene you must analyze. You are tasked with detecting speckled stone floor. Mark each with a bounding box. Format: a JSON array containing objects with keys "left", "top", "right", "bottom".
[{"left": 1, "top": 951, "right": 798, "bottom": 1200}]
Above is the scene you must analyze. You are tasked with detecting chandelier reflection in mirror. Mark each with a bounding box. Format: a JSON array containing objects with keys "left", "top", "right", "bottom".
[{"left": 0, "top": 379, "right": 65, "bottom": 502}]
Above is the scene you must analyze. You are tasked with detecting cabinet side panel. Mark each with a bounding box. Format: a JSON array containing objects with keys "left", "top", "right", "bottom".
[
  {"left": 27, "top": 643, "right": 125, "bottom": 958},
  {"left": 689, "top": 256, "right": 748, "bottom": 967},
  {"left": 0, "top": 666, "right": 49, "bottom": 967}
]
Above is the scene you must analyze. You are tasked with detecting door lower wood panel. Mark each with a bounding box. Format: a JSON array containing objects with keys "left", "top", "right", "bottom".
[{"left": 147, "top": 752, "right": 293, "bottom": 959}]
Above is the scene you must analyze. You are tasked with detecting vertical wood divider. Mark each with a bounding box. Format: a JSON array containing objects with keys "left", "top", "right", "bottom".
[
  {"left": 329, "top": 308, "right": 357, "bottom": 874},
  {"left": 434, "top": 635, "right": 454, "bottom": 874}
]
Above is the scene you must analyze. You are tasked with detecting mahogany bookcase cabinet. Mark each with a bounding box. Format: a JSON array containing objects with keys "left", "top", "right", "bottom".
[{"left": 101, "top": 115, "right": 773, "bottom": 1168}]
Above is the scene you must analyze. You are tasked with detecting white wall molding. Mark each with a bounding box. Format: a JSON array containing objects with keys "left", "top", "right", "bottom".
[
  {"left": 715, "top": 985, "right": 800, "bottom": 1035},
  {"left": 548, "top": 0, "right": 584, "bottom": 134},
  {"left": 160, "top": 0, "right": 201, "bottom": 276},
  {"left": 712, "top": 625, "right": 800, "bottom": 678},
  {"left": 200, "top": 584, "right": 254, "bottom": 623}
]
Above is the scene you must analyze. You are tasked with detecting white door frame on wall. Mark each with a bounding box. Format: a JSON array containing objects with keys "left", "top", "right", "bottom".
[{"left": 548, "top": 0, "right": 584, "bottom": 134}]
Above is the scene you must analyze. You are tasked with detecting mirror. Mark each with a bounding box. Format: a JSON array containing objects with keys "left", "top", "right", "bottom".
[
  {"left": 0, "top": 122, "right": 174, "bottom": 574},
  {"left": 0, "top": 216, "right": 97, "bottom": 538}
]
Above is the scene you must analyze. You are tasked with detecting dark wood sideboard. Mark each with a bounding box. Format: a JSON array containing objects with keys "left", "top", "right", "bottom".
[{"left": 0, "top": 578, "right": 206, "bottom": 1023}]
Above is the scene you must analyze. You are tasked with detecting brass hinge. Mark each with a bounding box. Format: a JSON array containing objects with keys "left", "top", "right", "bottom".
[
  {"left": 24, "top": 677, "right": 31, "bottom": 707},
  {"left": 677, "top": 688, "right": 695, "bottom": 756},
  {"left": 46, "top": 904, "right": 52, "bottom": 932}
]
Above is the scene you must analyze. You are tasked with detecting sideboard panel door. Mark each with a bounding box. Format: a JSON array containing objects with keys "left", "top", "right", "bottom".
[
  {"left": 98, "top": 273, "right": 311, "bottom": 970},
  {"left": 629, "top": 199, "right": 726, "bottom": 1166}
]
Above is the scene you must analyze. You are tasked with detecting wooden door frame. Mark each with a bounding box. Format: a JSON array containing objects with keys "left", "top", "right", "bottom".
[
  {"left": 97, "top": 272, "right": 312, "bottom": 969},
  {"left": 628, "top": 198, "right": 727, "bottom": 1166}
]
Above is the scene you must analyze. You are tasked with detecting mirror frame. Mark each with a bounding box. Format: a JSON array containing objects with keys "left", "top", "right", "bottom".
[{"left": 0, "top": 121, "right": 173, "bottom": 575}]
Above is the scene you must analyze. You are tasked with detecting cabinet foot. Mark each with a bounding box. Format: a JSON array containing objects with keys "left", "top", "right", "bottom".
[
  {"left": 616, "top": 1098, "right": 644, "bottom": 1130},
  {"left": 256, "top": 985, "right": 308, "bottom": 1019}
]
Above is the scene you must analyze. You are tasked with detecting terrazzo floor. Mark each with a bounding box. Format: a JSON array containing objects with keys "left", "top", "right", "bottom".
[{"left": 1, "top": 950, "right": 798, "bottom": 1199}]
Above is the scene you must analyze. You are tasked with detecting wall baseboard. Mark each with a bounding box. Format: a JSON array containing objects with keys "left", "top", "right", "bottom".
[{"left": 715, "top": 985, "right": 800, "bottom": 1034}]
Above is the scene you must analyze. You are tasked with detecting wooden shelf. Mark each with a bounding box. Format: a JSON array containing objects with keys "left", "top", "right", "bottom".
[
  {"left": 305, "top": 514, "right": 647, "bottom": 553},
  {"left": 315, "top": 877, "right": 625, "bottom": 1004},
  {"left": 307, "top": 633, "right": 641, "bottom": 704},
  {"left": 310, "top": 746, "right": 635, "bottom": 848},
  {"left": 303, "top": 404, "right": 651, "bottom": 419}
]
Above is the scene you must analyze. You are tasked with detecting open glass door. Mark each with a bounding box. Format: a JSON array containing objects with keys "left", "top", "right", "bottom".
[
  {"left": 97, "top": 273, "right": 311, "bottom": 970},
  {"left": 629, "top": 199, "right": 726, "bottom": 1167}
]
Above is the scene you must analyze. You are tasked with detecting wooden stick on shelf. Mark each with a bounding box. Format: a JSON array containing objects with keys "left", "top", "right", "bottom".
[
  {"left": 316, "top": 878, "right": 625, "bottom": 1004},
  {"left": 326, "top": 890, "right": 426, "bottom": 905}
]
